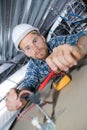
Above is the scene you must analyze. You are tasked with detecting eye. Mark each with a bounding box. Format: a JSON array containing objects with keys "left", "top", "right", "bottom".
[
  {"left": 33, "top": 38, "right": 37, "bottom": 44},
  {"left": 25, "top": 46, "right": 30, "bottom": 51}
]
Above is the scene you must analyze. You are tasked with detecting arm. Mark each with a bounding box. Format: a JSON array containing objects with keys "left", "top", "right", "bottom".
[
  {"left": 6, "top": 59, "right": 40, "bottom": 111},
  {"left": 77, "top": 35, "right": 87, "bottom": 56}
]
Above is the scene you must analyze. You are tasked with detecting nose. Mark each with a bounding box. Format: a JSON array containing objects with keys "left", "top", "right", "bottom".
[{"left": 30, "top": 43, "right": 38, "bottom": 54}]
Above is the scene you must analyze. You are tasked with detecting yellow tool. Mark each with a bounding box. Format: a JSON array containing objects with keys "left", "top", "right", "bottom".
[{"left": 53, "top": 74, "right": 71, "bottom": 91}]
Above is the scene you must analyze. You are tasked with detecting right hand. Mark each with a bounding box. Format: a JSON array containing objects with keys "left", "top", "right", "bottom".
[
  {"left": 6, "top": 88, "right": 22, "bottom": 111},
  {"left": 46, "top": 44, "right": 85, "bottom": 72},
  {"left": 46, "top": 44, "right": 75, "bottom": 72}
]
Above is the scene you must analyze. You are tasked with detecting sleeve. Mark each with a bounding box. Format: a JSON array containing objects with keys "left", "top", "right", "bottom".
[
  {"left": 21, "top": 59, "right": 40, "bottom": 91},
  {"left": 65, "top": 30, "right": 87, "bottom": 46},
  {"left": 48, "top": 30, "right": 87, "bottom": 49}
]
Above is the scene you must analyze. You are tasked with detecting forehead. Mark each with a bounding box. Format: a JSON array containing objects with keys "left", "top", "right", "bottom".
[
  {"left": 19, "top": 33, "right": 39, "bottom": 48},
  {"left": 21, "top": 33, "right": 38, "bottom": 43},
  {"left": 24, "top": 32, "right": 38, "bottom": 41}
]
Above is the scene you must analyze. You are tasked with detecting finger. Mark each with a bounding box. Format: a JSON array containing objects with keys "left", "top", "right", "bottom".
[
  {"left": 10, "top": 88, "right": 18, "bottom": 98},
  {"left": 52, "top": 57, "right": 69, "bottom": 71},
  {"left": 57, "top": 55, "right": 71, "bottom": 67},
  {"left": 6, "top": 98, "right": 22, "bottom": 111},
  {"left": 62, "top": 46, "right": 77, "bottom": 66},
  {"left": 6, "top": 89, "right": 18, "bottom": 101},
  {"left": 53, "top": 45, "right": 77, "bottom": 70},
  {"left": 46, "top": 57, "right": 59, "bottom": 71},
  {"left": 6, "top": 104, "right": 20, "bottom": 111},
  {"left": 63, "top": 53, "right": 77, "bottom": 67}
]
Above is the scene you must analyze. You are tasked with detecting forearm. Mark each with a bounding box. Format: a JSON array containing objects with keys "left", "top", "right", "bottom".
[{"left": 77, "top": 35, "right": 87, "bottom": 56}]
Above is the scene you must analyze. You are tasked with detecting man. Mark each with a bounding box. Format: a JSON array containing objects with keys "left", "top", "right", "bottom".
[{"left": 6, "top": 24, "right": 87, "bottom": 111}]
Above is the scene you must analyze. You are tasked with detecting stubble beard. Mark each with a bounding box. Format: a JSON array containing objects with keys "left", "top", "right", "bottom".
[{"left": 34, "top": 47, "right": 49, "bottom": 60}]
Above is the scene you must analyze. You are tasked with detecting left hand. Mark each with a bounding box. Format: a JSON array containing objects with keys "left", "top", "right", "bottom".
[{"left": 46, "top": 44, "right": 84, "bottom": 72}]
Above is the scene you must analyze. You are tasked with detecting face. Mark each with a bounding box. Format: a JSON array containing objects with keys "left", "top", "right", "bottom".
[{"left": 19, "top": 33, "right": 48, "bottom": 60}]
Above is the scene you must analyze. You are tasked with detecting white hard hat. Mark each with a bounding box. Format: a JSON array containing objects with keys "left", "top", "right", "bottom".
[{"left": 12, "top": 24, "right": 39, "bottom": 51}]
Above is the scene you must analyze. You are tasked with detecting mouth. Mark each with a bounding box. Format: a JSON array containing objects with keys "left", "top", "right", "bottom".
[
  {"left": 35, "top": 48, "right": 41, "bottom": 55},
  {"left": 34, "top": 48, "right": 46, "bottom": 59}
]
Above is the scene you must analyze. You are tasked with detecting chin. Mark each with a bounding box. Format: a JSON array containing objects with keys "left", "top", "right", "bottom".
[
  {"left": 35, "top": 55, "right": 46, "bottom": 60},
  {"left": 35, "top": 53, "right": 48, "bottom": 60}
]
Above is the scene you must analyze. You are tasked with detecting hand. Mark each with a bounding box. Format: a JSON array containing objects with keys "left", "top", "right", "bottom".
[
  {"left": 6, "top": 88, "right": 22, "bottom": 111},
  {"left": 46, "top": 44, "right": 84, "bottom": 72}
]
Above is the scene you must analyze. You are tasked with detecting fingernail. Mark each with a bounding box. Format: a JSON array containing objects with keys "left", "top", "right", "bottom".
[{"left": 74, "top": 62, "right": 77, "bottom": 65}]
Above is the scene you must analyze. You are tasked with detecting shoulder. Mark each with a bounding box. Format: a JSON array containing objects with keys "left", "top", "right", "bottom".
[{"left": 47, "top": 35, "right": 67, "bottom": 48}]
